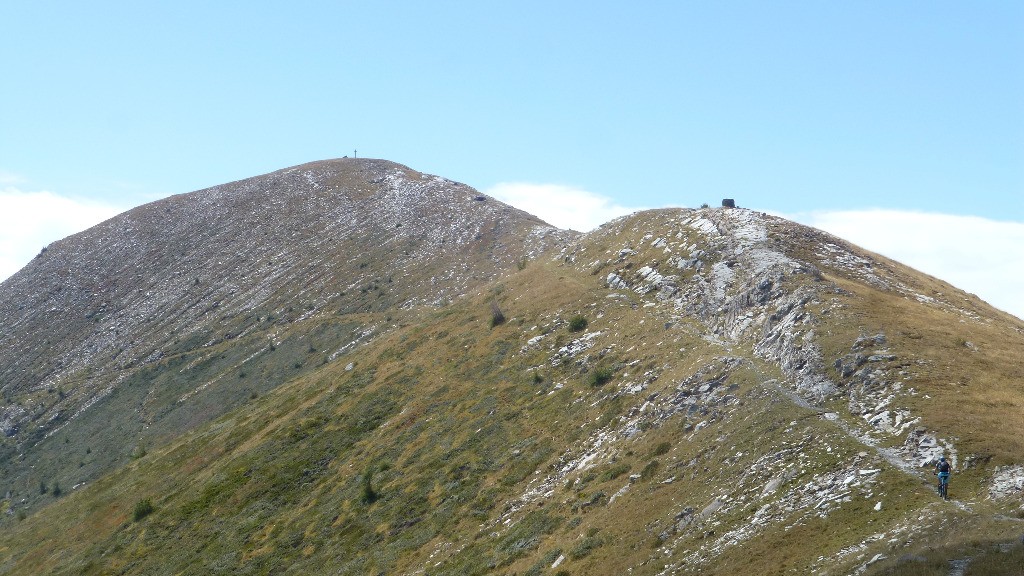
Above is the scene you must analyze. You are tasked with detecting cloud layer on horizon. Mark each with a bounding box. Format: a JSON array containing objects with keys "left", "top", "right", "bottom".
[
  {"left": 2, "top": 184, "right": 1020, "bottom": 322},
  {"left": 487, "top": 184, "right": 1022, "bottom": 320},
  {"left": 485, "top": 182, "right": 651, "bottom": 232},
  {"left": 0, "top": 188, "right": 125, "bottom": 281},
  {"left": 792, "top": 209, "right": 1024, "bottom": 320}
]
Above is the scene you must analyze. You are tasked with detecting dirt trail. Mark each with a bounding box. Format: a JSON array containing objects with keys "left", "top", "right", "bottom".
[{"left": 764, "top": 376, "right": 978, "bottom": 514}]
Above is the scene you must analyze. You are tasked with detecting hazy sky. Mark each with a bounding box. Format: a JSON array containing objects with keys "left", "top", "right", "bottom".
[{"left": 1, "top": 2, "right": 1021, "bottom": 318}]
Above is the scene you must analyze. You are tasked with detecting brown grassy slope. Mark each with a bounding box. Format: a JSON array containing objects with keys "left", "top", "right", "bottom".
[
  {"left": 1, "top": 207, "right": 1022, "bottom": 576},
  {"left": 810, "top": 252, "right": 1024, "bottom": 467},
  {"left": 0, "top": 158, "right": 575, "bottom": 516},
  {"left": 0, "top": 278, "right": 972, "bottom": 572}
]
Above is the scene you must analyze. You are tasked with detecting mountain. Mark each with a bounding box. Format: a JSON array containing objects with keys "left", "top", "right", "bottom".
[
  {"left": 0, "top": 158, "right": 572, "bottom": 507},
  {"left": 1, "top": 161, "right": 1022, "bottom": 575}
]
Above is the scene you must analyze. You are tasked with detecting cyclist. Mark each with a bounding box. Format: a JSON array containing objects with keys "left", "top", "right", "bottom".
[{"left": 935, "top": 456, "right": 951, "bottom": 499}]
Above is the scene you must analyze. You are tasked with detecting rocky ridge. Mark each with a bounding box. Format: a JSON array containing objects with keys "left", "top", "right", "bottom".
[
  {"left": 471, "top": 207, "right": 1023, "bottom": 574},
  {"left": 0, "top": 164, "right": 1021, "bottom": 575}
]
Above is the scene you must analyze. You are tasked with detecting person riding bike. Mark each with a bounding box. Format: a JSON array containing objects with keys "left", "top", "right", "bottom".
[{"left": 935, "top": 456, "right": 951, "bottom": 499}]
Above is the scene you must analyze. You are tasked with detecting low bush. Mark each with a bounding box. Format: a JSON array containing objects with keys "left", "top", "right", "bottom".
[
  {"left": 361, "top": 466, "right": 378, "bottom": 504},
  {"left": 588, "top": 366, "right": 614, "bottom": 387},
  {"left": 568, "top": 315, "right": 588, "bottom": 332},
  {"left": 569, "top": 534, "right": 603, "bottom": 559},
  {"left": 651, "top": 441, "right": 672, "bottom": 456},
  {"left": 640, "top": 460, "right": 659, "bottom": 480},
  {"left": 133, "top": 498, "right": 154, "bottom": 521},
  {"left": 490, "top": 301, "right": 506, "bottom": 328}
]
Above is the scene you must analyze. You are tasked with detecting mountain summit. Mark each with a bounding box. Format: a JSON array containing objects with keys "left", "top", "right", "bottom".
[
  {"left": 0, "top": 158, "right": 572, "bottom": 491},
  {"left": 1, "top": 161, "right": 1022, "bottom": 575}
]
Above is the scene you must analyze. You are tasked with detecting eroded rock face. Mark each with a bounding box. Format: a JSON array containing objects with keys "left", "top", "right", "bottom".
[
  {"left": 572, "top": 207, "right": 968, "bottom": 483},
  {"left": 989, "top": 465, "right": 1024, "bottom": 500}
]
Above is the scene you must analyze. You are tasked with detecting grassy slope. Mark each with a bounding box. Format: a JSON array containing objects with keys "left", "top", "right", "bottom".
[
  {"left": 2, "top": 213, "right": 1022, "bottom": 575},
  {"left": 0, "top": 158, "right": 566, "bottom": 518},
  {"left": 813, "top": 258, "right": 1024, "bottom": 468}
]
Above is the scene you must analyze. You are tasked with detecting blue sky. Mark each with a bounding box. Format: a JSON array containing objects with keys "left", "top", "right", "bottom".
[{"left": 1, "top": 2, "right": 1022, "bottom": 317}]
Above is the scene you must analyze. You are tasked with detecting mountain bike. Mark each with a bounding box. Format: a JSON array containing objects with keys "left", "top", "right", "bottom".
[{"left": 936, "top": 473, "right": 949, "bottom": 500}]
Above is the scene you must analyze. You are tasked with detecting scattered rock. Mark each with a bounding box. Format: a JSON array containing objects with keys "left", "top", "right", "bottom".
[
  {"left": 835, "top": 353, "right": 867, "bottom": 377},
  {"left": 866, "top": 553, "right": 886, "bottom": 566},
  {"left": 989, "top": 465, "right": 1024, "bottom": 499},
  {"left": 606, "top": 272, "right": 629, "bottom": 290},
  {"left": 853, "top": 333, "right": 887, "bottom": 350}
]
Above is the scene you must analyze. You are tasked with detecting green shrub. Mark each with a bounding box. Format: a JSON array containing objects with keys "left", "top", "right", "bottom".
[
  {"left": 651, "top": 441, "right": 672, "bottom": 456},
  {"left": 641, "top": 460, "right": 660, "bottom": 480},
  {"left": 569, "top": 535, "right": 603, "bottom": 559},
  {"left": 361, "top": 466, "right": 379, "bottom": 504},
  {"left": 133, "top": 498, "right": 154, "bottom": 521},
  {"left": 524, "top": 548, "right": 562, "bottom": 576},
  {"left": 599, "top": 463, "right": 630, "bottom": 482},
  {"left": 588, "top": 366, "right": 614, "bottom": 387},
  {"left": 490, "top": 301, "right": 506, "bottom": 328},
  {"left": 568, "top": 315, "right": 588, "bottom": 332}
]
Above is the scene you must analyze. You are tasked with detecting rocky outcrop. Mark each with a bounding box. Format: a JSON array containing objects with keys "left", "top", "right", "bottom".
[{"left": 989, "top": 465, "right": 1024, "bottom": 500}]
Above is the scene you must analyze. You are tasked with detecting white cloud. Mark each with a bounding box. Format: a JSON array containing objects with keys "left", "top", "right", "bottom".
[
  {"left": 0, "top": 188, "right": 126, "bottom": 282},
  {"left": 791, "top": 209, "right": 1024, "bottom": 321},
  {"left": 485, "top": 182, "right": 650, "bottom": 232},
  {"left": 0, "top": 171, "right": 26, "bottom": 186}
]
